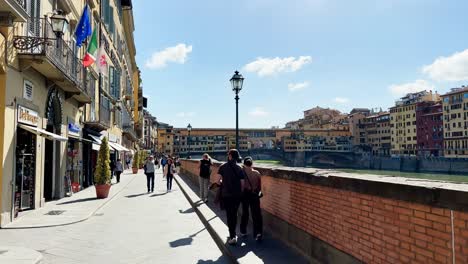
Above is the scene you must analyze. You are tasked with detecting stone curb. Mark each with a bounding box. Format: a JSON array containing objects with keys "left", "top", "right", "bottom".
[
  {"left": 0, "top": 246, "right": 43, "bottom": 264},
  {"left": 2, "top": 173, "right": 138, "bottom": 230},
  {"left": 174, "top": 174, "right": 239, "bottom": 264}
]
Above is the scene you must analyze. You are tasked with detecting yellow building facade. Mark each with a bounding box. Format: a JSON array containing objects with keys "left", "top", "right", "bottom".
[
  {"left": 390, "top": 91, "right": 439, "bottom": 156},
  {"left": 0, "top": 0, "right": 140, "bottom": 227},
  {"left": 442, "top": 87, "right": 468, "bottom": 158}
]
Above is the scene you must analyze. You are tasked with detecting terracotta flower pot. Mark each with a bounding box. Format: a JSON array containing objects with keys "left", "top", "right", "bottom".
[
  {"left": 95, "top": 184, "right": 111, "bottom": 199},
  {"left": 132, "top": 167, "right": 138, "bottom": 174}
]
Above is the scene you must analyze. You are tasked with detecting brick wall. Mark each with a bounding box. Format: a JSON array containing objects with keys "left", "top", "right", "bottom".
[{"left": 180, "top": 160, "right": 468, "bottom": 264}]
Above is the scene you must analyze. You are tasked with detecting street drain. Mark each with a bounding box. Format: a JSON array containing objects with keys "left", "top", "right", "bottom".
[
  {"left": 94, "top": 213, "right": 104, "bottom": 216},
  {"left": 45, "top": 210, "right": 65, "bottom": 215}
]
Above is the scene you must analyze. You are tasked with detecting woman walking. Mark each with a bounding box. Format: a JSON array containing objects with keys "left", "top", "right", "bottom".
[
  {"left": 198, "top": 153, "right": 213, "bottom": 203},
  {"left": 240, "top": 157, "right": 263, "bottom": 241},
  {"left": 164, "top": 158, "right": 176, "bottom": 191}
]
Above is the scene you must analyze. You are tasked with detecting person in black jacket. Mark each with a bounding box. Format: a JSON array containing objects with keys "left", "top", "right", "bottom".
[
  {"left": 198, "top": 153, "right": 213, "bottom": 203},
  {"left": 216, "top": 149, "right": 245, "bottom": 245}
]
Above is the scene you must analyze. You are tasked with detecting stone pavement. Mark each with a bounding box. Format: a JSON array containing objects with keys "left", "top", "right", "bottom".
[
  {"left": 0, "top": 169, "right": 230, "bottom": 264},
  {"left": 175, "top": 173, "right": 312, "bottom": 264},
  {"left": 4, "top": 170, "right": 138, "bottom": 229}
]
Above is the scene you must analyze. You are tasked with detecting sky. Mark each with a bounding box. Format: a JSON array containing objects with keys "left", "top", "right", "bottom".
[{"left": 133, "top": 0, "right": 468, "bottom": 128}]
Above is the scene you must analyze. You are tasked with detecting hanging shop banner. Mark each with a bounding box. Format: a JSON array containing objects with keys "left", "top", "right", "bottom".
[{"left": 17, "top": 105, "right": 39, "bottom": 127}]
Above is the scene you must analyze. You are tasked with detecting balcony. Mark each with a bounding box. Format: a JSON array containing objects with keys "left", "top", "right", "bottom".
[
  {"left": 13, "top": 18, "right": 91, "bottom": 104},
  {"left": 85, "top": 103, "right": 111, "bottom": 131},
  {"left": 0, "top": 0, "right": 28, "bottom": 23}
]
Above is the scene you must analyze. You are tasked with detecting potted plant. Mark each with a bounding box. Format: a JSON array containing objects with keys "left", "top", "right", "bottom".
[
  {"left": 94, "top": 137, "right": 111, "bottom": 199},
  {"left": 132, "top": 151, "right": 139, "bottom": 174},
  {"left": 139, "top": 151, "right": 147, "bottom": 169}
]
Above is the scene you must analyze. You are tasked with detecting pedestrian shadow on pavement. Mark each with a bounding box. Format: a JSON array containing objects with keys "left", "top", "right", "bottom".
[
  {"left": 125, "top": 193, "right": 148, "bottom": 198},
  {"left": 150, "top": 192, "right": 168, "bottom": 197},
  {"left": 179, "top": 207, "right": 195, "bottom": 214},
  {"left": 57, "top": 197, "right": 96, "bottom": 205},
  {"left": 196, "top": 255, "right": 230, "bottom": 264},
  {"left": 169, "top": 227, "right": 207, "bottom": 248}
]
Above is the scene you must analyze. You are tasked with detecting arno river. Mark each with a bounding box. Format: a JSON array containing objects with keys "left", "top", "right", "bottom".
[{"left": 337, "top": 169, "right": 468, "bottom": 183}]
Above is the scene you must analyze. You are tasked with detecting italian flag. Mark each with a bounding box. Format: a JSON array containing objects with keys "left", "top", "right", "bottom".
[{"left": 83, "top": 28, "right": 98, "bottom": 67}]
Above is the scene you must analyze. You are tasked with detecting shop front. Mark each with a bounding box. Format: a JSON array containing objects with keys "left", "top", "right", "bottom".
[
  {"left": 14, "top": 105, "right": 67, "bottom": 217},
  {"left": 66, "top": 120, "right": 89, "bottom": 193}
]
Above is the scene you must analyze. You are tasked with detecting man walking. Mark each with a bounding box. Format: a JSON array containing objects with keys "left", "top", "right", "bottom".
[
  {"left": 240, "top": 157, "right": 263, "bottom": 241},
  {"left": 216, "top": 149, "right": 245, "bottom": 245},
  {"left": 115, "top": 159, "right": 123, "bottom": 183},
  {"left": 144, "top": 156, "right": 156, "bottom": 193}
]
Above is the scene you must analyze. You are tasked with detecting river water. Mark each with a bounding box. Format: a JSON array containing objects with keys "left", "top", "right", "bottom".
[{"left": 337, "top": 168, "right": 468, "bottom": 183}]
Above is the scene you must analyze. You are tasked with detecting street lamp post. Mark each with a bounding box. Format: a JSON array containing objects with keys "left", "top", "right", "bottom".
[
  {"left": 230, "top": 71, "right": 244, "bottom": 151},
  {"left": 187, "top": 123, "right": 192, "bottom": 158}
]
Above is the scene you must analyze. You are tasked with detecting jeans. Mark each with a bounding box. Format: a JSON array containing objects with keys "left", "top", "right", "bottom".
[
  {"left": 199, "top": 177, "right": 210, "bottom": 200},
  {"left": 115, "top": 171, "right": 122, "bottom": 183},
  {"left": 240, "top": 192, "right": 263, "bottom": 237},
  {"left": 167, "top": 174, "right": 173, "bottom": 190},
  {"left": 223, "top": 196, "right": 241, "bottom": 239},
  {"left": 146, "top": 173, "right": 155, "bottom": 192}
]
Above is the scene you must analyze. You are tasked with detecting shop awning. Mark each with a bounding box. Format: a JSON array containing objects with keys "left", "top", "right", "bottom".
[
  {"left": 19, "top": 124, "right": 68, "bottom": 142},
  {"left": 108, "top": 142, "right": 130, "bottom": 152},
  {"left": 68, "top": 134, "right": 93, "bottom": 143},
  {"left": 92, "top": 143, "right": 100, "bottom": 151},
  {"left": 89, "top": 135, "right": 102, "bottom": 144}
]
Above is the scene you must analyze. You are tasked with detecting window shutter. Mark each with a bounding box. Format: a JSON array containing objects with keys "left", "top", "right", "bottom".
[
  {"left": 109, "top": 66, "right": 114, "bottom": 96},
  {"left": 23, "top": 80, "right": 33, "bottom": 101},
  {"left": 109, "top": 6, "right": 115, "bottom": 38}
]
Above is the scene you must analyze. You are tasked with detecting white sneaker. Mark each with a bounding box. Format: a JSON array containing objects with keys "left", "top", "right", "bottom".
[{"left": 227, "top": 237, "right": 237, "bottom": 245}]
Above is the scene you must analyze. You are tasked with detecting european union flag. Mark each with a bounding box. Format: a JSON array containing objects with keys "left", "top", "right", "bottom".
[{"left": 75, "top": 4, "right": 92, "bottom": 48}]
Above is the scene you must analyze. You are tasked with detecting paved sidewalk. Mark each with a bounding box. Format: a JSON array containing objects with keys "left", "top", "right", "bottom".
[
  {"left": 175, "top": 173, "right": 311, "bottom": 264},
  {"left": 4, "top": 170, "right": 138, "bottom": 229},
  {"left": 0, "top": 169, "right": 229, "bottom": 263}
]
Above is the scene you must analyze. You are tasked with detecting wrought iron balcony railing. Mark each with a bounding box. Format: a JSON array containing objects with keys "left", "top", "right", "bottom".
[{"left": 13, "top": 18, "right": 87, "bottom": 97}]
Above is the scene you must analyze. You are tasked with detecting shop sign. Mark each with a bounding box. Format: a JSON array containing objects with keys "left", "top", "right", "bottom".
[
  {"left": 68, "top": 123, "right": 81, "bottom": 136},
  {"left": 17, "top": 105, "right": 38, "bottom": 126}
]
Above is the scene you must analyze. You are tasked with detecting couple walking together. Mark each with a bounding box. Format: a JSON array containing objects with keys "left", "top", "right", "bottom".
[
  {"left": 144, "top": 156, "right": 175, "bottom": 193},
  {"left": 199, "top": 150, "right": 263, "bottom": 245}
]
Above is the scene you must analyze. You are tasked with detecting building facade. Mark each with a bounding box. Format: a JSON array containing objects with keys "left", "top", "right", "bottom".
[
  {"left": 442, "top": 87, "right": 468, "bottom": 158},
  {"left": 390, "top": 91, "right": 439, "bottom": 156},
  {"left": 416, "top": 101, "right": 443, "bottom": 157},
  {"left": 0, "top": 0, "right": 141, "bottom": 227},
  {"left": 362, "top": 112, "right": 391, "bottom": 156}
]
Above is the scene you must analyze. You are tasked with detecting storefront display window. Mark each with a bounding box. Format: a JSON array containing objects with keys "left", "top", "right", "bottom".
[{"left": 15, "top": 127, "right": 36, "bottom": 217}]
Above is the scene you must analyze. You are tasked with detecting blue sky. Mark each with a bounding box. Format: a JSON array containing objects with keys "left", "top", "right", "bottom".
[{"left": 133, "top": 0, "right": 468, "bottom": 128}]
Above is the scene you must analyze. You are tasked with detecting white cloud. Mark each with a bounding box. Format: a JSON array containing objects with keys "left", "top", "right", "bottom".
[
  {"left": 145, "top": 43, "right": 193, "bottom": 69},
  {"left": 422, "top": 49, "right": 468, "bottom": 82},
  {"left": 249, "top": 107, "right": 269, "bottom": 117},
  {"left": 333, "top": 97, "right": 349, "bottom": 103},
  {"left": 243, "top": 56, "right": 312, "bottom": 77},
  {"left": 288, "top": 81, "right": 309, "bottom": 92},
  {"left": 388, "top": 80, "right": 434, "bottom": 97},
  {"left": 176, "top": 112, "right": 196, "bottom": 117}
]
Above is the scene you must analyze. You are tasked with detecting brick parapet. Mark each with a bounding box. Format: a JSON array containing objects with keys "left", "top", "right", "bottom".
[{"left": 180, "top": 160, "right": 468, "bottom": 263}]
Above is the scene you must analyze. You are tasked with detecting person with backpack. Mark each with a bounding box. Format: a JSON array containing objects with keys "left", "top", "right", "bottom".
[
  {"left": 164, "top": 158, "right": 176, "bottom": 191},
  {"left": 216, "top": 149, "right": 245, "bottom": 245},
  {"left": 198, "top": 153, "right": 213, "bottom": 203},
  {"left": 239, "top": 157, "right": 263, "bottom": 241}
]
